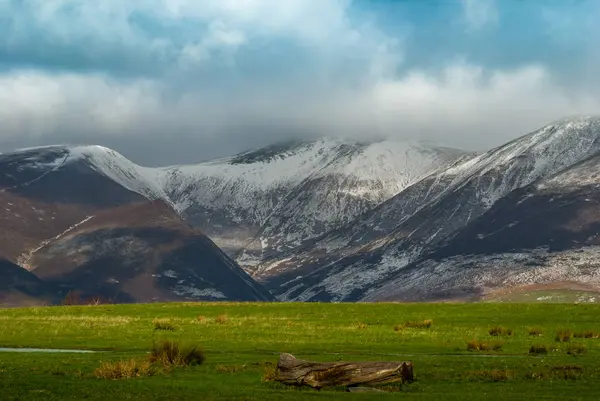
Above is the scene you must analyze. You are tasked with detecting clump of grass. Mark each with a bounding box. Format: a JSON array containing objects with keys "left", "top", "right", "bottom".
[
  {"left": 469, "top": 369, "right": 512, "bottom": 382},
  {"left": 489, "top": 326, "right": 513, "bottom": 336},
  {"left": 215, "top": 364, "right": 247, "bottom": 373},
  {"left": 467, "top": 340, "right": 504, "bottom": 352},
  {"left": 153, "top": 319, "right": 176, "bottom": 331},
  {"left": 550, "top": 365, "right": 584, "bottom": 380},
  {"left": 394, "top": 319, "right": 432, "bottom": 331},
  {"left": 356, "top": 323, "right": 368, "bottom": 329},
  {"left": 262, "top": 365, "right": 279, "bottom": 382},
  {"left": 149, "top": 340, "right": 205, "bottom": 367},
  {"left": 215, "top": 314, "right": 228, "bottom": 324},
  {"left": 525, "top": 371, "right": 546, "bottom": 380},
  {"left": 529, "top": 344, "right": 548, "bottom": 355},
  {"left": 555, "top": 329, "right": 573, "bottom": 342},
  {"left": 566, "top": 343, "right": 587, "bottom": 355},
  {"left": 196, "top": 315, "right": 207, "bottom": 323},
  {"left": 94, "top": 359, "right": 157, "bottom": 380},
  {"left": 529, "top": 327, "right": 543, "bottom": 336},
  {"left": 574, "top": 330, "right": 599, "bottom": 339}
]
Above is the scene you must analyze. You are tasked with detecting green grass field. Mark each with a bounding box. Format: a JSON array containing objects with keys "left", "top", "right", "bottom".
[{"left": 1, "top": 302, "right": 600, "bottom": 400}]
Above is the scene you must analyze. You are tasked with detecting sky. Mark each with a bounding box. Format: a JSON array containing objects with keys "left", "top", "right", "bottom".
[{"left": 1, "top": 0, "right": 599, "bottom": 165}]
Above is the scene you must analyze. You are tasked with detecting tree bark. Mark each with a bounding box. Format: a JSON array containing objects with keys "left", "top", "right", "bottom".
[{"left": 275, "top": 353, "right": 413, "bottom": 389}]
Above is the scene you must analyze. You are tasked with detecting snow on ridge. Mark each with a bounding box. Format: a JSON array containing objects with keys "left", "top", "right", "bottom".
[
  {"left": 427, "top": 116, "right": 600, "bottom": 207},
  {"left": 64, "top": 145, "right": 174, "bottom": 206}
]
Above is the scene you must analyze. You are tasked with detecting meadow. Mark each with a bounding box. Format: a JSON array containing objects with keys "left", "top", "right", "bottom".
[{"left": 1, "top": 302, "right": 599, "bottom": 400}]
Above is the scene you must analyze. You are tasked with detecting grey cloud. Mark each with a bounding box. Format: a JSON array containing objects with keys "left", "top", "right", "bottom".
[{"left": 0, "top": 1, "right": 599, "bottom": 165}]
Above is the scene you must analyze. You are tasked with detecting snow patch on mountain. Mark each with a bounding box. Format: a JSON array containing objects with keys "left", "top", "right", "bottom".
[{"left": 362, "top": 246, "right": 600, "bottom": 301}]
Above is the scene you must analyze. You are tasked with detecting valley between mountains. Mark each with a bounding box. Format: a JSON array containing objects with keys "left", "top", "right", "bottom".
[{"left": 2, "top": 116, "right": 600, "bottom": 305}]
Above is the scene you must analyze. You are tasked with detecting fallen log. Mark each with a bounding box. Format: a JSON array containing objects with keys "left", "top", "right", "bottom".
[{"left": 275, "top": 353, "right": 413, "bottom": 389}]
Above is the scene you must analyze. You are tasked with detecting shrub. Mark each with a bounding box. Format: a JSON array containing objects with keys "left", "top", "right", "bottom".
[
  {"left": 467, "top": 340, "right": 504, "bottom": 352},
  {"left": 149, "top": 340, "right": 205, "bottom": 367},
  {"left": 529, "top": 344, "right": 548, "bottom": 355},
  {"left": 153, "top": 319, "right": 176, "bottom": 331},
  {"left": 94, "top": 359, "right": 156, "bottom": 380},
  {"left": 395, "top": 319, "right": 432, "bottom": 331},
  {"left": 528, "top": 327, "right": 543, "bottom": 336},
  {"left": 215, "top": 314, "right": 228, "bottom": 324},
  {"left": 555, "top": 329, "right": 573, "bottom": 342},
  {"left": 566, "top": 343, "right": 587, "bottom": 355},
  {"left": 489, "top": 326, "right": 513, "bottom": 336}
]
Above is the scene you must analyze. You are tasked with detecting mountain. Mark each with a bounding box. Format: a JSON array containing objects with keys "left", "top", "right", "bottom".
[
  {"left": 160, "top": 138, "right": 468, "bottom": 270},
  {"left": 28, "top": 200, "right": 273, "bottom": 303},
  {"left": 270, "top": 116, "right": 600, "bottom": 301},
  {"left": 0, "top": 146, "right": 273, "bottom": 305},
  {"left": 0, "top": 259, "right": 61, "bottom": 307}
]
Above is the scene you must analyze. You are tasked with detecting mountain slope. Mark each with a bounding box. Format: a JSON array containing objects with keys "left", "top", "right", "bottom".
[
  {"left": 29, "top": 200, "right": 273, "bottom": 303},
  {"left": 0, "top": 146, "right": 274, "bottom": 304},
  {"left": 160, "top": 138, "right": 467, "bottom": 269},
  {"left": 364, "top": 149, "right": 600, "bottom": 301},
  {"left": 272, "top": 116, "right": 600, "bottom": 301}
]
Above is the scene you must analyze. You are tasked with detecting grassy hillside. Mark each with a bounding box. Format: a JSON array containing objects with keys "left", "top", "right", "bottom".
[{"left": 1, "top": 302, "right": 599, "bottom": 400}]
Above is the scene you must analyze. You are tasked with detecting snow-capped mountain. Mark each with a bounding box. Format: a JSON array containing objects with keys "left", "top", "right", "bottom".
[
  {"left": 5, "top": 117, "right": 600, "bottom": 304},
  {"left": 1, "top": 139, "right": 468, "bottom": 273},
  {"left": 0, "top": 147, "right": 274, "bottom": 304},
  {"left": 272, "top": 116, "right": 600, "bottom": 301},
  {"left": 159, "top": 138, "right": 468, "bottom": 269}
]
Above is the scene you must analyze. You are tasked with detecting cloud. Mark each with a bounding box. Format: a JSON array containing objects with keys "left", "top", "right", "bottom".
[
  {"left": 460, "top": 0, "right": 498, "bottom": 30},
  {"left": 0, "top": 1, "right": 599, "bottom": 165}
]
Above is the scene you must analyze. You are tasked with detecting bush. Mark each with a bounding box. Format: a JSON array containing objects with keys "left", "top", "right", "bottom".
[
  {"left": 555, "top": 329, "right": 573, "bottom": 342},
  {"left": 529, "top": 344, "right": 548, "bottom": 355},
  {"left": 149, "top": 340, "right": 205, "bottom": 367},
  {"left": 395, "top": 319, "right": 432, "bottom": 331},
  {"left": 153, "top": 319, "right": 176, "bottom": 331},
  {"left": 528, "top": 327, "right": 543, "bottom": 336},
  {"left": 489, "top": 326, "right": 513, "bottom": 336},
  {"left": 467, "top": 340, "right": 504, "bottom": 352},
  {"left": 94, "top": 359, "right": 157, "bottom": 380},
  {"left": 566, "top": 343, "right": 587, "bottom": 355}
]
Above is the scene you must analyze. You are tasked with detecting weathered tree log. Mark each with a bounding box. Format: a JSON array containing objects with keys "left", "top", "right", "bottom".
[{"left": 275, "top": 353, "right": 413, "bottom": 389}]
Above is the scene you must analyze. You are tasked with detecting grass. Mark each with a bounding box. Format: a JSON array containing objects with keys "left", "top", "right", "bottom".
[
  {"left": 394, "top": 319, "right": 433, "bottom": 331},
  {"left": 466, "top": 340, "right": 504, "bottom": 352},
  {"left": 1, "top": 302, "right": 600, "bottom": 400},
  {"left": 94, "top": 359, "right": 158, "bottom": 379},
  {"left": 489, "top": 326, "right": 513, "bottom": 336},
  {"left": 556, "top": 329, "right": 573, "bottom": 342},
  {"left": 528, "top": 327, "right": 543, "bottom": 336},
  {"left": 528, "top": 344, "right": 549, "bottom": 355},
  {"left": 153, "top": 319, "right": 176, "bottom": 331},
  {"left": 149, "top": 339, "right": 205, "bottom": 367},
  {"left": 468, "top": 369, "right": 513, "bottom": 382},
  {"left": 574, "top": 330, "right": 600, "bottom": 339},
  {"left": 566, "top": 343, "right": 587, "bottom": 355}
]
